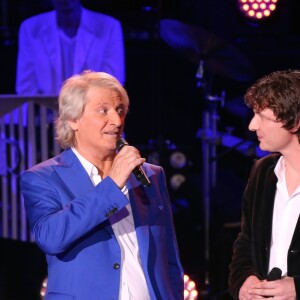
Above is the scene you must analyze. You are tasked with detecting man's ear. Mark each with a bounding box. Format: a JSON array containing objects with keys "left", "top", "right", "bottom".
[
  {"left": 290, "top": 121, "right": 300, "bottom": 133},
  {"left": 290, "top": 129, "right": 297, "bottom": 134},
  {"left": 68, "top": 119, "right": 78, "bottom": 131}
]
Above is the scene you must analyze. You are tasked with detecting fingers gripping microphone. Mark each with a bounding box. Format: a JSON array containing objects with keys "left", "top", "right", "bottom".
[
  {"left": 266, "top": 267, "right": 282, "bottom": 281},
  {"left": 116, "top": 138, "right": 151, "bottom": 187}
]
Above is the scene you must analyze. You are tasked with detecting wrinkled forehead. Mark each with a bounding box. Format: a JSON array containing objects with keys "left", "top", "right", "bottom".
[{"left": 85, "top": 86, "right": 129, "bottom": 111}]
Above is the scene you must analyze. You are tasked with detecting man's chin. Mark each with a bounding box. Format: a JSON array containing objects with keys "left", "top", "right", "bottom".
[
  {"left": 259, "top": 144, "right": 266, "bottom": 151},
  {"left": 258, "top": 143, "right": 272, "bottom": 154}
]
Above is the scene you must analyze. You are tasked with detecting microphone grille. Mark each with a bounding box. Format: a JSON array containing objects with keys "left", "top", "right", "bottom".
[
  {"left": 266, "top": 267, "right": 282, "bottom": 281},
  {"left": 116, "top": 138, "right": 128, "bottom": 151}
]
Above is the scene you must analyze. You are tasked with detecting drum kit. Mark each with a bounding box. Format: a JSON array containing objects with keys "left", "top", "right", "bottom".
[{"left": 159, "top": 19, "right": 261, "bottom": 289}]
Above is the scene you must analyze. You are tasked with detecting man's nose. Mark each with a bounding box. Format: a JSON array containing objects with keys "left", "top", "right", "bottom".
[
  {"left": 110, "top": 111, "right": 122, "bottom": 126},
  {"left": 248, "top": 115, "right": 258, "bottom": 131}
]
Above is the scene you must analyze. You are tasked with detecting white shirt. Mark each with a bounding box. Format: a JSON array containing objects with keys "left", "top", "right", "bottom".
[
  {"left": 71, "top": 148, "right": 151, "bottom": 299},
  {"left": 269, "top": 156, "right": 300, "bottom": 276},
  {"left": 58, "top": 28, "right": 76, "bottom": 82}
]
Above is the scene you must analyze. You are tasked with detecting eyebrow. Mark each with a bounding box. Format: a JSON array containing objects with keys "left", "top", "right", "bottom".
[{"left": 260, "top": 111, "right": 277, "bottom": 121}]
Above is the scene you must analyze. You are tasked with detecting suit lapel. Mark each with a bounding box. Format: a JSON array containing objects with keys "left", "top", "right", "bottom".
[
  {"left": 53, "top": 149, "right": 94, "bottom": 197},
  {"left": 260, "top": 161, "right": 279, "bottom": 274},
  {"left": 129, "top": 181, "right": 150, "bottom": 225},
  {"left": 40, "top": 13, "right": 63, "bottom": 85},
  {"left": 291, "top": 217, "right": 300, "bottom": 247},
  {"left": 53, "top": 149, "right": 115, "bottom": 237},
  {"left": 128, "top": 178, "right": 150, "bottom": 265},
  {"left": 264, "top": 171, "right": 277, "bottom": 248}
]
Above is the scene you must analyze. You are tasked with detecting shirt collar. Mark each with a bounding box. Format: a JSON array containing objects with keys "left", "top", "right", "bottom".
[
  {"left": 274, "top": 155, "right": 285, "bottom": 182},
  {"left": 71, "top": 147, "right": 128, "bottom": 194},
  {"left": 71, "top": 147, "right": 97, "bottom": 179}
]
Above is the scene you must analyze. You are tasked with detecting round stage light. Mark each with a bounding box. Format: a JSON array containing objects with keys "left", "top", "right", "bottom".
[
  {"left": 169, "top": 151, "right": 187, "bottom": 169},
  {"left": 170, "top": 173, "right": 186, "bottom": 190},
  {"left": 184, "top": 274, "right": 198, "bottom": 300},
  {"left": 238, "top": 0, "right": 278, "bottom": 21}
]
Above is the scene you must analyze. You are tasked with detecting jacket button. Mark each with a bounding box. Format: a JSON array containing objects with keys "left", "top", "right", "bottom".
[{"left": 113, "top": 263, "right": 120, "bottom": 270}]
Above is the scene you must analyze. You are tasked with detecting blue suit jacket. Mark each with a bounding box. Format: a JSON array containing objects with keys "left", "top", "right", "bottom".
[{"left": 20, "top": 149, "right": 184, "bottom": 300}]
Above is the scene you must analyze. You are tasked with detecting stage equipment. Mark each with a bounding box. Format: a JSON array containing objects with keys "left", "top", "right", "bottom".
[
  {"left": 159, "top": 18, "right": 260, "bottom": 291},
  {"left": 145, "top": 139, "right": 193, "bottom": 196},
  {"left": 237, "top": 0, "right": 279, "bottom": 21},
  {"left": 160, "top": 19, "right": 254, "bottom": 83}
]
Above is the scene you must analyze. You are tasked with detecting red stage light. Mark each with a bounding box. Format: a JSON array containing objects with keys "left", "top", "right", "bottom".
[{"left": 238, "top": 0, "right": 278, "bottom": 21}]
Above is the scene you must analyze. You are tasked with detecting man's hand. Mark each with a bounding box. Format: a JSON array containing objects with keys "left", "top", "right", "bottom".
[
  {"left": 248, "top": 276, "right": 296, "bottom": 300},
  {"left": 109, "top": 145, "right": 146, "bottom": 188},
  {"left": 239, "top": 275, "right": 262, "bottom": 300}
]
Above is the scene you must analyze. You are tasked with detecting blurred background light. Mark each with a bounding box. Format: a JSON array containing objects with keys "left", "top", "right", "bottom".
[
  {"left": 169, "top": 151, "right": 187, "bottom": 169},
  {"left": 170, "top": 173, "right": 186, "bottom": 190},
  {"left": 184, "top": 274, "right": 199, "bottom": 300},
  {"left": 40, "top": 277, "right": 47, "bottom": 300}
]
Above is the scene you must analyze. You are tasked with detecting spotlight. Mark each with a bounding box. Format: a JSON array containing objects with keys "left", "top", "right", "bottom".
[
  {"left": 237, "top": 0, "right": 278, "bottom": 21},
  {"left": 184, "top": 274, "right": 198, "bottom": 300}
]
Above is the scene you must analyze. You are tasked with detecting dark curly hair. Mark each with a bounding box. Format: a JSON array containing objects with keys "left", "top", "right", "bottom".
[{"left": 244, "top": 69, "right": 300, "bottom": 140}]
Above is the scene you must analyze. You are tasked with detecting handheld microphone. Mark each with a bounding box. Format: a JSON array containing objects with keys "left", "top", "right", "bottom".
[
  {"left": 266, "top": 267, "right": 282, "bottom": 281},
  {"left": 116, "top": 138, "right": 151, "bottom": 187}
]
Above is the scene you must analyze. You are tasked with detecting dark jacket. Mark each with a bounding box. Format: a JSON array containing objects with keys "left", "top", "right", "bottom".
[{"left": 228, "top": 153, "right": 300, "bottom": 299}]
